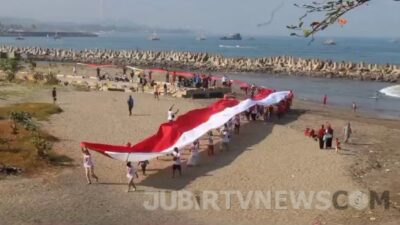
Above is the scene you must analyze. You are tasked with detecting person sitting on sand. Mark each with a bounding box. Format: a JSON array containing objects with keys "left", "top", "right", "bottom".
[
  {"left": 138, "top": 160, "right": 149, "bottom": 176},
  {"left": 187, "top": 140, "right": 200, "bottom": 167},
  {"left": 207, "top": 131, "right": 214, "bottom": 156},
  {"left": 172, "top": 147, "right": 182, "bottom": 178},
  {"left": 168, "top": 105, "right": 179, "bottom": 122},
  {"left": 81, "top": 147, "right": 99, "bottom": 184},
  {"left": 126, "top": 162, "right": 139, "bottom": 192}
]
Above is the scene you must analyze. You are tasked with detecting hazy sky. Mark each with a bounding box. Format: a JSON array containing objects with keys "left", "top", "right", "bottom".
[{"left": 0, "top": 0, "right": 399, "bottom": 37}]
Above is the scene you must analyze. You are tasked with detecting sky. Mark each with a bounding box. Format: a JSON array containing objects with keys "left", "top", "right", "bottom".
[{"left": 0, "top": 0, "right": 399, "bottom": 37}]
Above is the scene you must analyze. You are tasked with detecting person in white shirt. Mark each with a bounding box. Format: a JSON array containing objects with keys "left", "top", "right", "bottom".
[
  {"left": 172, "top": 147, "right": 182, "bottom": 178},
  {"left": 81, "top": 147, "right": 99, "bottom": 184},
  {"left": 187, "top": 140, "right": 200, "bottom": 166},
  {"left": 221, "top": 75, "right": 228, "bottom": 86},
  {"left": 167, "top": 105, "right": 179, "bottom": 122},
  {"left": 221, "top": 125, "right": 230, "bottom": 151},
  {"left": 126, "top": 161, "right": 139, "bottom": 192}
]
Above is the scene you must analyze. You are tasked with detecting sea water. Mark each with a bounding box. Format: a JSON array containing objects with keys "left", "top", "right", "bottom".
[
  {"left": 1, "top": 33, "right": 400, "bottom": 64},
  {"left": 226, "top": 73, "right": 400, "bottom": 119}
]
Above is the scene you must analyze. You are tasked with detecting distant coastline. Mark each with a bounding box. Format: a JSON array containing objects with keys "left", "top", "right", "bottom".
[{"left": 0, "top": 31, "right": 98, "bottom": 37}]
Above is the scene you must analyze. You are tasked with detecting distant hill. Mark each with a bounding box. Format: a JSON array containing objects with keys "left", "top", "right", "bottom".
[{"left": 0, "top": 17, "right": 193, "bottom": 34}]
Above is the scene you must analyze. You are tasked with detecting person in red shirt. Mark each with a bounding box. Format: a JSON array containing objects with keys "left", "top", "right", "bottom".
[
  {"left": 323, "top": 94, "right": 327, "bottom": 106},
  {"left": 317, "top": 125, "right": 325, "bottom": 149}
]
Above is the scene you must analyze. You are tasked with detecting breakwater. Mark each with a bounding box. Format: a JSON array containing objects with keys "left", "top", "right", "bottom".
[{"left": 0, "top": 45, "right": 398, "bottom": 82}]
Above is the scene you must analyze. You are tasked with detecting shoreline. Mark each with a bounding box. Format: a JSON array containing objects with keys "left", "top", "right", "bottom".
[{"left": 1, "top": 45, "right": 399, "bottom": 83}]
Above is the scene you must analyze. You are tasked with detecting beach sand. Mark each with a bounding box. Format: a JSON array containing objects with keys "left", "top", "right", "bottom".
[{"left": 0, "top": 85, "right": 399, "bottom": 225}]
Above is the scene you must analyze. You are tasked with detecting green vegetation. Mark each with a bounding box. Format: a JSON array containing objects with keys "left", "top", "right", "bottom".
[
  {"left": 0, "top": 102, "right": 70, "bottom": 175},
  {"left": 0, "top": 103, "right": 63, "bottom": 121},
  {"left": 0, "top": 58, "right": 22, "bottom": 81}
]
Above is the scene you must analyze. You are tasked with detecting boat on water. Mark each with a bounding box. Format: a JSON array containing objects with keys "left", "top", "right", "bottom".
[
  {"left": 323, "top": 39, "right": 336, "bottom": 45},
  {"left": 54, "top": 32, "right": 61, "bottom": 40},
  {"left": 390, "top": 38, "right": 400, "bottom": 44},
  {"left": 148, "top": 32, "right": 160, "bottom": 41},
  {"left": 15, "top": 33, "right": 24, "bottom": 40},
  {"left": 196, "top": 33, "right": 206, "bottom": 41},
  {"left": 220, "top": 33, "right": 242, "bottom": 40}
]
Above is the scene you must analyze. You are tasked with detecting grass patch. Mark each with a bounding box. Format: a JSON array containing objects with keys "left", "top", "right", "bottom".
[
  {"left": 0, "top": 103, "right": 70, "bottom": 177},
  {"left": 0, "top": 103, "right": 62, "bottom": 121}
]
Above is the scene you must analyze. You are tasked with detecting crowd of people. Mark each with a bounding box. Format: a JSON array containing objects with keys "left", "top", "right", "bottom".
[
  {"left": 82, "top": 84, "right": 294, "bottom": 192},
  {"left": 304, "top": 122, "right": 352, "bottom": 153}
]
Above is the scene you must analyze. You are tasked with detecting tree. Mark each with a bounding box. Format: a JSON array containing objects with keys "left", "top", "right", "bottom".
[
  {"left": 0, "top": 59, "right": 22, "bottom": 81},
  {"left": 287, "top": 0, "right": 399, "bottom": 39}
]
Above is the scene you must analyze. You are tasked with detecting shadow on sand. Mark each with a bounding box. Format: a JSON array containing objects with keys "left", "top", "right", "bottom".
[{"left": 138, "top": 109, "right": 306, "bottom": 190}]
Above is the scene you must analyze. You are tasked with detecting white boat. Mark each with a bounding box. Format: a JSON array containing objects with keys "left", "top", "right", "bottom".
[
  {"left": 54, "top": 32, "right": 61, "bottom": 40},
  {"left": 148, "top": 32, "right": 160, "bottom": 41},
  {"left": 15, "top": 33, "right": 24, "bottom": 40},
  {"left": 323, "top": 39, "right": 336, "bottom": 45},
  {"left": 196, "top": 33, "right": 206, "bottom": 41}
]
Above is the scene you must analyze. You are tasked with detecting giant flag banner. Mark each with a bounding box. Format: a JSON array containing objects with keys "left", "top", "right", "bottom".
[{"left": 81, "top": 89, "right": 292, "bottom": 162}]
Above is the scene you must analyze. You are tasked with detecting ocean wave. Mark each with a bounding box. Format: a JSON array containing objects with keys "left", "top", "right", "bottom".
[
  {"left": 219, "top": 45, "right": 256, "bottom": 49},
  {"left": 380, "top": 85, "right": 400, "bottom": 98}
]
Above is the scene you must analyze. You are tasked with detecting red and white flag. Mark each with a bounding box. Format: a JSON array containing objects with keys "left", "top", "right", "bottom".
[{"left": 81, "top": 89, "right": 292, "bottom": 162}]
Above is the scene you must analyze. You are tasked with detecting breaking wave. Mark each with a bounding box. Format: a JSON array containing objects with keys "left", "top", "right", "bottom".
[
  {"left": 380, "top": 85, "right": 400, "bottom": 98},
  {"left": 219, "top": 45, "right": 256, "bottom": 49}
]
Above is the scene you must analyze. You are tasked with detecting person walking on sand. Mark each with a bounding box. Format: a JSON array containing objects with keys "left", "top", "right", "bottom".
[
  {"left": 344, "top": 122, "right": 352, "bottom": 143},
  {"left": 73, "top": 64, "right": 77, "bottom": 76},
  {"left": 153, "top": 84, "right": 160, "bottom": 100},
  {"left": 126, "top": 162, "right": 139, "bottom": 192},
  {"left": 52, "top": 87, "right": 57, "bottom": 104},
  {"left": 168, "top": 105, "right": 179, "bottom": 122},
  {"left": 221, "top": 125, "right": 230, "bottom": 151},
  {"left": 325, "top": 125, "right": 334, "bottom": 149},
  {"left": 323, "top": 94, "right": 327, "bottom": 106},
  {"left": 352, "top": 102, "right": 357, "bottom": 112},
  {"left": 127, "top": 95, "right": 134, "bottom": 116},
  {"left": 172, "top": 147, "right": 182, "bottom": 178},
  {"left": 81, "top": 147, "right": 99, "bottom": 184},
  {"left": 163, "top": 83, "right": 168, "bottom": 96},
  {"left": 335, "top": 138, "right": 341, "bottom": 153},
  {"left": 96, "top": 67, "right": 101, "bottom": 78},
  {"left": 317, "top": 125, "right": 325, "bottom": 149},
  {"left": 207, "top": 131, "right": 214, "bottom": 156},
  {"left": 138, "top": 160, "right": 149, "bottom": 176},
  {"left": 187, "top": 140, "right": 200, "bottom": 167},
  {"left": 234, "top": 114, "right": 241, "bottom": 134}
]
